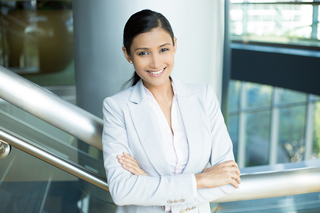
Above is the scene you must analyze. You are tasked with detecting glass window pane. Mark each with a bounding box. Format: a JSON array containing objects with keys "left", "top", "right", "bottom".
[
  {"left": 230, "top": 2, "right": 319, "bottom": 47},
  {"left": 245, "top": 110, "right": 271, "bottom": 167},
  {"left": 312, "top": 102, "right": 320, "bottom": 159},
  {"left": 1, "top": 147, "right": 115, "bottom": 212},
  {"left": 228, "top": 80, "right": 241, "bottom": 112},
  {"left": 228, "top": 115, "right": 239, "bottom": 161},
  {"left": 245, "top": 82, "right": 272, "bottom": 109},
  {"left": 277, "top": 105, "right": 306, "bottom": 163},
  {"left": 278, "top": 88, "right": 307, "bottom": 104},
  {"left": 0, "top": 1, "right": 75, "bottom": 86}
]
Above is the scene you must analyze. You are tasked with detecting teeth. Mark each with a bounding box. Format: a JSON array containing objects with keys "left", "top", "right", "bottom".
[{"left": 149, "top": 68, "right": 165, "bottom": 75}]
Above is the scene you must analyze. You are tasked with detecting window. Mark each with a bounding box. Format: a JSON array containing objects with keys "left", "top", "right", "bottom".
[
  {"left": 228, "top": 80, "right": 320, "bottom": 167},
  {"left": 230, "top": 0, "right": 320, "bottom": 48},
  {"left": 0, "top": 1, "right": 74, "bottom": 86}
]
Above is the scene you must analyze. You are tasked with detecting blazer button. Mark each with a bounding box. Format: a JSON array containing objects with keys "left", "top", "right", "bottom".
[
  {"left": 180, "top": 210, "right": 185, "bottom": 213},
  {"left": 167, "top": 200, "right": 173, "bottom": 204},
  {"left": 180, "top": 199, "right": 185, "bottom": 203},
  {"left": 174, "top": 200, "right": 179, "bottom": 203},
  {"left": 186, "top": 208, "right": 190, "bottom": 211},
  {"left": 191, "top": 206, "right": 196, "bottom": 210}
]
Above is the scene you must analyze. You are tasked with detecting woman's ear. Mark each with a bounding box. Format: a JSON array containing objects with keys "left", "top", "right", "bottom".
[
  {"left": 122, "top": 47, "right": 133, "bottom": 64},
  {"left": 173, "top": 37, "right": 177, "bottom": 55}
]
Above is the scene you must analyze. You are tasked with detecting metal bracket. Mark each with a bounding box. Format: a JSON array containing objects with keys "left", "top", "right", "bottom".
[{"left": 0, "top": 140, "right": 11, "bottom": 158}]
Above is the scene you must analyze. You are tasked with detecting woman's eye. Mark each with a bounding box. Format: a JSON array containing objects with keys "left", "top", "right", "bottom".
[
  {"left": 138, "top": 51, "right": 148, "bottom": 56},
  {"left": 160, "top": 48, "right": 169, "bottom": 52}
]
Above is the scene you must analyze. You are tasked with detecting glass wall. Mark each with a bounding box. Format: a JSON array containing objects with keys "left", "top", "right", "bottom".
[
  {"left": 0, "top": 2, "right": 112, "bottom": 212},
  {"left": 313, "top": 101, "right": 320, "bottom": 158},
  {"left": 230, "top": 0, "right": 320, "bottom": 48},
  {"left": 228, "top": 80, "right": 320, "bottom": 167},
  {"left": 0, "top": 1, "right": 74, "bottom": 86}
]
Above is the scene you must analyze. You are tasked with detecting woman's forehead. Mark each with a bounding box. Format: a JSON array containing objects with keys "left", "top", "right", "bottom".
[{"left": 131, "top": 28, "right": 173, "bottom": 49}]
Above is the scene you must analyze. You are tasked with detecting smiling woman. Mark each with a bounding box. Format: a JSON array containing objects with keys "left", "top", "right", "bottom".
[
  {"left": 122, "top": 28, "right": 177, "bottom": 90},
  {"left": 102, "top": 9, "right": 240, "bottom": 213}
]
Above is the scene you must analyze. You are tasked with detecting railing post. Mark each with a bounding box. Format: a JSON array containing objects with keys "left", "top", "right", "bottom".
[{"left": 0, "top": 139, "right": 11, "bottom": 158}]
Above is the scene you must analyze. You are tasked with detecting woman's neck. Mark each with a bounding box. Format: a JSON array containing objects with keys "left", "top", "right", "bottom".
[{"left": 143, "top": 78, "right": 174, "bottom": 102}]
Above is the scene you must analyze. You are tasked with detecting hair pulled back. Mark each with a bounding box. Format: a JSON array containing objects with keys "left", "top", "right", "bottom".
[{"left": 123, "top": 9, "right": 175, "bottom": 86}]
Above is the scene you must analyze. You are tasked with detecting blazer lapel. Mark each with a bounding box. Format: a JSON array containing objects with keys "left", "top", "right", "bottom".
[
  {"left": 128, "top": 80, "right": 172, "bottom": 176},
  {"left": 172, "top": 77, "right": 205, "bottom": 174}
]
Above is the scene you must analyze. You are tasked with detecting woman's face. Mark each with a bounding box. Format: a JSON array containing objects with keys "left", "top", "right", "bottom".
[{"left": 123, "top": 28, "right": 177, "bottom": 89}]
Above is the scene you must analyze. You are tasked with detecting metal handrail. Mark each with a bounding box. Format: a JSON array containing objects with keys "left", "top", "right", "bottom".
[
  {"left": 2, "top": 126, "right": 320, "bottom": 203},
  {"left": 0, "top": 126, "right": 109, "bottom": 191},
  {"left": 217, "top": 161, "right": 320, "bottom": 202},
  {"left": 0, "top": 66, "right": 103, "bottom": 150}
]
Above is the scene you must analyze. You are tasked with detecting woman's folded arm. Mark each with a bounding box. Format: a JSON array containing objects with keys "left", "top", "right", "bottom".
[{"left": 103, "top": 97, "right": 196, "bottom": 206}]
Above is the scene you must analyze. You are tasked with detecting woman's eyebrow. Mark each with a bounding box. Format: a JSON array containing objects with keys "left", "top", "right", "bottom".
[
  {"left": 134, "top": 47, "right": 148, "bottom": 51},
  {"left": 134, "top": 43, "right": 171, "bottom": 51},
  {"left": 160, "top": 43, "right": 170, "bottom": 47}
]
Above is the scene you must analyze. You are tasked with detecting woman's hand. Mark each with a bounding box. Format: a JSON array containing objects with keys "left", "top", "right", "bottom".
[
  {"left": 117, "top": 152, "right": 147, "bottom": 176},
  {"left": 195, "top": 160, "right": 241, "bottom": 189}
]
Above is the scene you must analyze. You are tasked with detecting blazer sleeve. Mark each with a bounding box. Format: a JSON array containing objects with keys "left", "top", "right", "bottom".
[
  {"left": 102, "top": 97, "right": 196, "bottom": 206},
  {"left": 192, "top": 84, "right": 237, "bottom": 205}
]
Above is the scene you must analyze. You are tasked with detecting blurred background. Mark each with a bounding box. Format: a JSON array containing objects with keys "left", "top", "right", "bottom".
[{"left": 228, "top": 0, "right": 320, "bottom": 168}]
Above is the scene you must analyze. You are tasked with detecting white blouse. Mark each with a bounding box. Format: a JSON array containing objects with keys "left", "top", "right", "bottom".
[{"left": 144, "top": 81, "right": 197, "bottom": 211}]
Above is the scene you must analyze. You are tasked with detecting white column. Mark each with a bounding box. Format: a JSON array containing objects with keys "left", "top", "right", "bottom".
[
  {"left": 304, "top": 95, "right": 315, "bottom": 160},
  {"left": 269, "top": 88, "right": 280, "bottom": 165},
  {"left": 238, "top": 82, "right": 247, "bottom": 168}
]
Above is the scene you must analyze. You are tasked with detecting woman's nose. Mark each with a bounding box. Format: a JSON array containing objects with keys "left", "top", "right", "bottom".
[{"left": 150, "top": 54, "right": 161, "bottom": 68}]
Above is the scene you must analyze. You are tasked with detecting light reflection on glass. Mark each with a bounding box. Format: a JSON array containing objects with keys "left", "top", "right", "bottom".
[
  {"left": 230, "top": 1, "right": 319, "bottom": 47},
  {"left": 228, "top": 115, "right": 239, "bottom": 161},
  {"left": 228, "top": 80, "right": 320, "bottom": 166},
  {"left": 245, "top": 82, "right": 272, "bottom": 108},
  {"left": 228, "top": 81, "right": 241, "bottom": 112},
  {"left": 312, "top": 102, "right": 320, "bottom": 159},
  {"left": 245, "top": 110, "right": 271, "bottom": 167},
  {"left": 278, "top": 88, "right": 307, "bottom": 104},
  {"left": 277, "top": 105, "right": 306, "bottom": 163},
  {"left": 0, "top": 1, "right": 74, "bottom": 87}
]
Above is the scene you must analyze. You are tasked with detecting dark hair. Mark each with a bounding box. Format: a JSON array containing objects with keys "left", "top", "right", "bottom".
[{"left": 123, "top": 9, "right": 175, "bottom": 87}]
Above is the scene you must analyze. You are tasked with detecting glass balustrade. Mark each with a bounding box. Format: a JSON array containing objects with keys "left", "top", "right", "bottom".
[{"left": 0, "top": 88, "right": 116, "bottom": 212}]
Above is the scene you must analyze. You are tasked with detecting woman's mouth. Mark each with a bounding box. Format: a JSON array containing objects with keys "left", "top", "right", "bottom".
[{"left": 147, "top": 67, "right": 166, "bottom": 76}]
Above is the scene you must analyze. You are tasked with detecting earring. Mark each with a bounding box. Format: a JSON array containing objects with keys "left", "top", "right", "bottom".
[{"left": 129, "top": 60, "right": 133, "bottom": 64}]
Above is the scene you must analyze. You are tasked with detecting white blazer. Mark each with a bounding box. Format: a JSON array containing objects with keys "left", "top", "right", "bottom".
[{"left": 102, "top": 77, "right": 236, "bottom": 213}]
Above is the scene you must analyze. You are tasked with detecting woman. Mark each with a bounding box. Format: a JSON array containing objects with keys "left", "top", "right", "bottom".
[{"left": 102, "top": 9, "right": 241, "bottom": 213}]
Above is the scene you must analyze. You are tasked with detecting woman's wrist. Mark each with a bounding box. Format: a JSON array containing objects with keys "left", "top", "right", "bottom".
[{"left": 195, "top": 173, "right": 205, "bottom": 189}]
